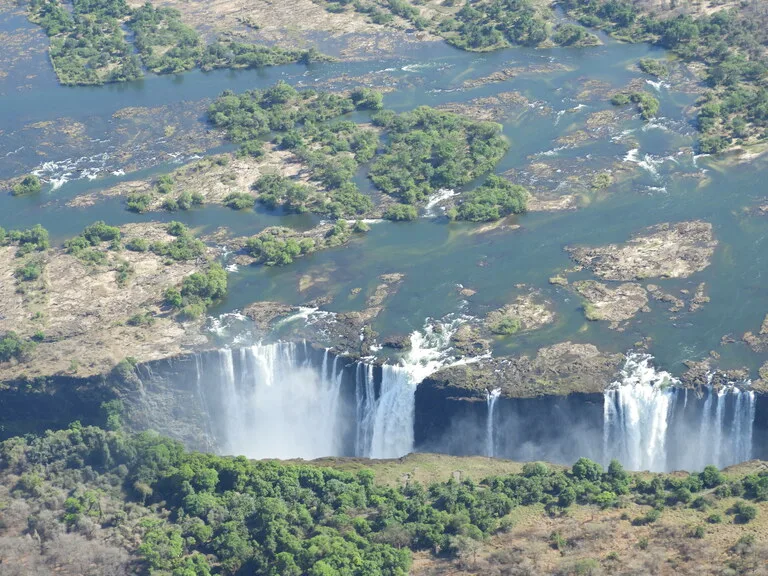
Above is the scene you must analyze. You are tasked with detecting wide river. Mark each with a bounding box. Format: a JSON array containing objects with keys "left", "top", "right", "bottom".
[{"left": 2, "top": 8, "right": 767, "bottom": 378}]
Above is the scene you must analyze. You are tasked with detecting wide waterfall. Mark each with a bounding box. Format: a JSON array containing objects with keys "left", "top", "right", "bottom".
[
  {"left": 209, "top": 343, "right": 349, "bottom": 460},
  {"left": 194, "top": 320, "right": 464, "bottom": 460},
  {"left": 604, "top": 354, "right": 756, "bottom": 471}
]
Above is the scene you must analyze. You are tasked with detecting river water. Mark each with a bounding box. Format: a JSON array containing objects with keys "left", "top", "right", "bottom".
[{"left": 2, "top": 7, "right": 767, "bottom": 380}]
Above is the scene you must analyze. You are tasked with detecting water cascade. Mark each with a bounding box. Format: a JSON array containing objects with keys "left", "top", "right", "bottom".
[
  {"left": 205, "top": 343, "right": 349, "bottom": 460},
  {"left": 486, "top": 388, "right": 501, "bottom": 457},
  {"left": 356, "top": 319, "right": 467, "bottom": 458},
  {"left": 604, "top": 354, "right": 756, "bottom": 471}
]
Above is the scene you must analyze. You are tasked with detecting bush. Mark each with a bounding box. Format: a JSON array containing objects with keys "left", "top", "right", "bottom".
[
  {"left": 127, "top": 192, "right": 152, "bottom": 213},
  {"left": 732, "top": 500, "right": 757, "bottom": 523},
  {"left": 166, "top": 222, "right": 188, "bottom": 237},
  {"left": 0, "top": 332, "right": 35, "bottom": 363},
  {"left": 489, "top": 316, "right": 521, "bottom": 335},
  {"left": 12, "top": 174, "right": 42, "bottom": 196},
  {"left": 638, "top": 58, "right": 669, "bottom": 78},
  {"left": 384, "top": 204, "right": 418, "bottom": 221},
  {"left": 15, "top": 260, "right": 43, "bottom": 281},
  {"left": 223, "top": 192, "right": 254, "bottom": 210},
  {"left": 125, "top": 238, "right": 149, "bottom": 252}
]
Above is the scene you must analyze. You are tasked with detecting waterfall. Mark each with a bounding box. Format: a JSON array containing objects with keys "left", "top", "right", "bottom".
[
  {"left": 604, "top": 354, "right": 756, "bottom": 472},
  {"left": 356, "top": 318, "right": 467, "bottom": 459},
  {"left": 203, "top": 342, "right": 348, "bottom": 460},
  {"left": 486, "top": 388, "right": 501, "bottom": 457}
]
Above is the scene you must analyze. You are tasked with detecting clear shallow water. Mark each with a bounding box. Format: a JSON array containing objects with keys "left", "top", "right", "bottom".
[{"left": 2, "top": 21, "right": 767, "bottom": 378}]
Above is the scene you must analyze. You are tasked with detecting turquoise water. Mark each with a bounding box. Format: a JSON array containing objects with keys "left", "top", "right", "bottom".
[{"left": 1, "top": 15, "right": 766, "bottom": 377}]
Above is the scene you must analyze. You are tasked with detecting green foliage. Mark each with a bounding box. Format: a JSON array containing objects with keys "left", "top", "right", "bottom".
[
  {"left": 11, "top": 174, "right": 42, "bottom": 196},
  {"left": 128, "top": 3, "right": 202, "bottom": 74},
  {"left": 155, "top": 174, "right": 174, "bottom": 195},
  {"left": 14, "top": 260, "right": 44, "bottom": 282},
  {"left": 246, "top": 233, "right": 314, "bottom": 266},
  {"left": 4, "top": 224, "right": 50, "bottom": 256},
  {"left": 126, "top": 311, "right": 155, "bottom": 327},
  {"left": 441, "top": 0, "right": 549, "bottom": 50},
  {"left": 370, "top": 107, "right": 508, "bottom": 204},
  {"left": 150, "top": 227, "right": 206, "bottom": 261},
  {"left": 456, "top": 175, "right": 527, "bottom": 222},
  {"left": 0, "top": 332, "right": 36, "bottom": 363},
  {"left": 732, "top": 500, "right": 757, "bottom": 523},
  {"left": 350, "top": 87, "right": 384, "bottom": 110},
  {"left": 125, "top": 237, "right": 149, "bottom": 252},
  {"left": 223, "top": 192, "right": 255, "bottom": 210},
  {"left": 552, "top": 23, "right": 598, "bottom": 47},
  {"left": 28, "top": 0, "right": 325, "bottom": 86},
  {"left": 126, "top": 192, "right": 152, "bottom": 213},
  {"left": 638, "top": 58, "right": 669, "bottom": 78},
  {"left": 384, "top": 204, "right": 418, "bottom": 221},
  {"left": 489, "top": 316, "right": 521, "bottom": 336},
  {"left": 254, "top": 174, "right": 312, "bottom": 213},
  {"left": 163, "top": 263, "right": 227, "bottom": 318},
  {"left": 611, "top": 91, "right": 660, "bottom": 120}
]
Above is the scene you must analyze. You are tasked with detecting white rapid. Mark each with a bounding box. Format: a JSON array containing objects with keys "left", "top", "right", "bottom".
[
  {"left": 486, "top": 388, "right": 501, "bottom": 457},
  {"left": 211, "top": 343, "right": 347, "bottom": 460},
  {"left": 604, "top": 353, "right": 756, "bottom": 472}
]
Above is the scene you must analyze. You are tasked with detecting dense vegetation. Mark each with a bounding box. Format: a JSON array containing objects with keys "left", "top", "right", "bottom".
[
  {"left": 451, "top": 174, "right": 528, "bottom": 222},
  {"left": 319, "top": 0, "right": 598, "bottom": 51},
  {"left": 27, "top": 0, "right": 326, "bottom": 85},
  {"left": 559, "top": 0, "right": 768, "bottom": 151},
  {"left": 1, "top": 425, "right": 767, "bottom": 575},
  {"left": 0, "top": 224, "right": 51, "bottom": 256},
  {"left": 209, "top": 83, "right": 378, "bottom": 217},
  {"left": 370, "top": 107, "right": 508, "bottom": 204},
  {"left": 244, "top": 221, "right": 359, "bottom": 266},
  {"left": 610, "top": 90, "right": 660, "bottom": 121},
  {"left": 164, "top": 261, "right": 228, "bottom": 319}
]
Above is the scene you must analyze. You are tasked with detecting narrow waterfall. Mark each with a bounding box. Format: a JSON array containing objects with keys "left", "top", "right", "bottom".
[
  {"left": 604, "top": 353, "right": 756, "bottom": 472},
  {"left": 486, "top": 388, "right": 501, "bottom": 457},
  {"left": 204, "top": 343, "right": 348, "bottom": 460},
  {"left": 355, "top": 319, "right": 467, "bottom": 459}
]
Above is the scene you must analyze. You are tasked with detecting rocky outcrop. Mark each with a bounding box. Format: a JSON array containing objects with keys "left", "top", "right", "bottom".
[
  {"left": 573, "top": 280, "right": 648, "bottom": 328},
  {"left": 568, "top": 221, "right": 717, "bottom": 280},
  {"left": 743, "top": 314, "right": 768, "bottom": 352},
  {"left": 423, "top": 342, "right": 624, "bottom": 399}
]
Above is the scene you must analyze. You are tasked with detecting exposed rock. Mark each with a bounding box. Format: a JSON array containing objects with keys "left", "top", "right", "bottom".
[
  {"left": 277, "top": 273, "right": 405, "bottom": 356},
  {"left": 457, "top": 285, "right": 477, "bottom": 298},
  {"left": 567, "top": 221, "right": 717, "bottom": 281},
  {"left": 681, "top": 359, "right": 751, "bottom": 389},
  {"left": 0, "top": 223, "right": 212, "bottom": 381},
  {"left": 549, "top": 275, "right": 568, "bottom": 286},
  {"left": 646, "top": 284, "right": 684, "bottom": 312},
  {"left": 573, "top": 280, "right": 648, "bottom": 328},
  {"left": 243, "top": 301, "right": 298, "bottom": 332},
  {"left": 743, "top": 314, "right": 768, "bottom": 352},
  {"left": 689, "top": 282, "right": 710, "bottom": 312},
  {"left": 424, "top": 342, "right": 624, "bottom": 398},
  {"left": 450, "top": 324, "right": 492, "bottom": 357},
  {"left": 485, "top": 292, "right": 555, "bottom": 334}
]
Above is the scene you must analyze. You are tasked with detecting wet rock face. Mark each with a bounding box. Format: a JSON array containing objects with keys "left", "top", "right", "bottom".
[
  {"left": 425, "top": 341, "right": 624, "bottom": 398},
  {"left": 567, "top": 221, "right": 717, "bottom": 281}
]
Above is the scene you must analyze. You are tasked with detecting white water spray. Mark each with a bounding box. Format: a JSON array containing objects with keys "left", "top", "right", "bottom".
[{"left": 604, "top": 354, "right": 756, "bottom": 471}]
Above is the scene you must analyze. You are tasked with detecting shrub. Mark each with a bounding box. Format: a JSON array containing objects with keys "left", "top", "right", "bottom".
[
  {"left": 384, "top": 204, "right": 418, "bottom": 221},
  {"left": 15, "top": 260, "right": 43, "bottom": 281},
  {"left": 223, "top": 192, "right": 254, "bottom": 210},
  {"left": 489, "top": 316, "right": 521, "bottom": 335},
  {"left": 12, "top": 174, "right": 42, "bottom": 196},
  {"left": 0, "top": 332, "right": 35, "bottom": 363},
  {"left": 732, "top": 500, "right": 757, "bottom": 523},
  {"left": 127, "top": 192, "right": 152, "bottom": 213},
  {"left": 125, "top": 238, "right": 149, "bottom": 252}
]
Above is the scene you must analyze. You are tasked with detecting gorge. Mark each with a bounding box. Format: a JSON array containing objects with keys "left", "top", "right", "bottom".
[{"left": 90, "top": 341, "right": 766, "bottom": 473}]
